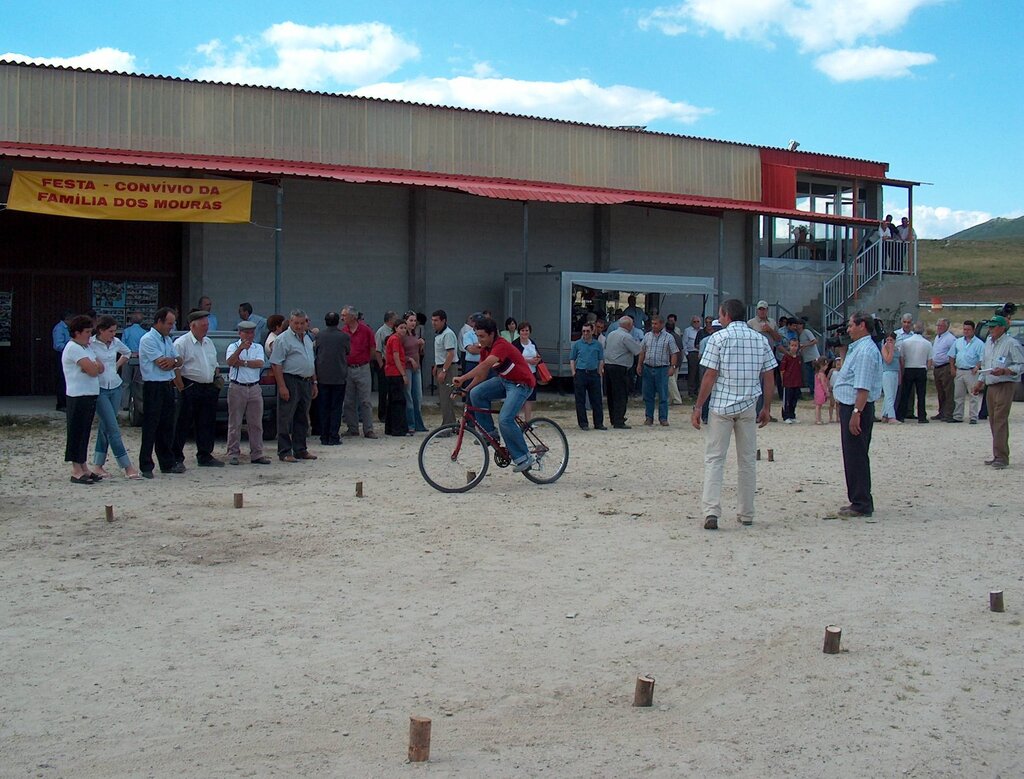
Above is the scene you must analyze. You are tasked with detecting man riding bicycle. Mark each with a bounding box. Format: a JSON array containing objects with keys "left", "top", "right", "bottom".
[{"left": 453, "top": 316, "right": 537, "bottom": 473}]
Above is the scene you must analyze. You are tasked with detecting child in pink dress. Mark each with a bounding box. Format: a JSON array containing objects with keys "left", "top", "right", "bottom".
[{"left": 813, "top": 357, "right": 830, "bottom": 424}]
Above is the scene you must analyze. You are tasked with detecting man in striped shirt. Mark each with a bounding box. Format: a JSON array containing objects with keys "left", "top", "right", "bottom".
[{"left": 692, "top": 299, "right": 776, "bottom": 530}]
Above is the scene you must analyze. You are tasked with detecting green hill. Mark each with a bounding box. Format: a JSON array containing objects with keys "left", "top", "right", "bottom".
[
  {"left": 946, "top": 215, "right": 1024, "bottom": 241},
  {"left": 917, "top": 238, "right": 1024, "bottom": 301}
]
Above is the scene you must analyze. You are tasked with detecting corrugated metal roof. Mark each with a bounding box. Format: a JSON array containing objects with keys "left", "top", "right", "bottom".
[
  {"left": 0, "top": 141, "right": 881, "bottom": 227},
  {"left": 0, "top": 59, "right": 893, "bottom": 169}
]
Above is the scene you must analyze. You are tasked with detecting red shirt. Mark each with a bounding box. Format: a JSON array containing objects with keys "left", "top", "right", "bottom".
[
  {"left": 780, "top": 353, "right": 803, "bottom": 388},
  {"left": 345, "top": 321, "right": 375, "bottom": 366},
  {"left": 481, "top": 337, "right": 536, "bottom": 388},
  {"left": 384, "top": 333, "right": 406, "bottom": 377}
]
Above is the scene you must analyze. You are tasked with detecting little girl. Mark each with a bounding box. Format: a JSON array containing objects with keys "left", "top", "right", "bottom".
[
  {"left": 813, "top": 357, "right": 830, "bottom": 424},
  {"left": 827, "top": 357, "right": 842, "bottom": 423}
]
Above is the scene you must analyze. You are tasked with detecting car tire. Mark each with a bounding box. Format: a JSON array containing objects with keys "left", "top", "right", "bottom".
[{"left": 128, "top": 391, "right": 143, "bottom": 427}]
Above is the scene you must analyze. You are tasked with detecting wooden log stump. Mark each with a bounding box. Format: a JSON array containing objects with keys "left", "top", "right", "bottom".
[
  {"left": 233, "top": 493, "right": 244, "bottom": 509},
  {"left": 823, "top": 625, "right": 842, "bottom": 654},
  {"left": 355, "top": 481, "right": 363, "bottom": 498},
  {"left": 408, "top": 716, "right": 431, "bottom": 762},
  {"left": 990, "top": 590, "right": 1005, "bottom": 612},
  {"left": 467, "top": 470, "right": 476, "bottom": 484},
  {"left": 104, "top": 505, "right": 114, "bottom": 523},
  {"left": 767, "top": 448, "right": 775, "bottom": 462},
  {"left": 633, "top": 674, "right": 655, "bottom": 707}
]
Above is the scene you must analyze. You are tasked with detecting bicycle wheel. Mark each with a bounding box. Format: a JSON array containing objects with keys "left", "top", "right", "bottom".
[
  {"left": 418, "top": 423, "right": 490, "bottom": 493},
  {"left": 520, "top": 417, "right": 569, "bottom": 484}
]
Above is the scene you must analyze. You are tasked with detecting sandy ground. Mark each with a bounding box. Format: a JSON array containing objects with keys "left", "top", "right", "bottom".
[{"left": 1, "top": 393, "right": 1023, "bottom": 778}]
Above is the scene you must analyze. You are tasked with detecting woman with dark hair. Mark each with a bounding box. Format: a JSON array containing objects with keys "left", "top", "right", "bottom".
[
  {"left": 880, "top": 331, "right": 901, "bottom": 423},
  {"left": 90, "top": 315, "right": 142, "bottom": 479},
  {"left": 384, "top": 319, "right": 410, "bottom": 435},
  {"left": 264, "top": 314, "right": 287, "bottom": 358},
  {"left": 62, "top": 315, "right": 104, "bottom": 484},
  {"left": 400, "top": 311, "right": 428, "bottom": 432},
  {"left": 512, "top": 321, "right": 541, "bottom": 422},
  {"left": 500, "top": 317, "right": 518, "bottom": 343}
]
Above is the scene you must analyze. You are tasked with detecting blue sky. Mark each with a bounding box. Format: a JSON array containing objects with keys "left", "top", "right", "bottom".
[{"left": 3, "top": 0, "right": 1022, "bottom": 238}]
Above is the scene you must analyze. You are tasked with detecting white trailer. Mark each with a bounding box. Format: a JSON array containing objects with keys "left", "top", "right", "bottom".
[{"left": 504, "top": 271, "right": 717, "bottom": 377}]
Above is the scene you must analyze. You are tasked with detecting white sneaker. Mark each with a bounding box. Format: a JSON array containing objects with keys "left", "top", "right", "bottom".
[
  {"left": 784, "top": 418, "right": 794, "bottom": 424},
  {"left": 513, "top": 456, "right": 535, "bottom": 473}
]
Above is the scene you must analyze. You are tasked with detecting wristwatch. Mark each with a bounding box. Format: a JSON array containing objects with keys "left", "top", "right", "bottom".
[{"left": 852, "top": 408, "right": 861, "bottom": 414}]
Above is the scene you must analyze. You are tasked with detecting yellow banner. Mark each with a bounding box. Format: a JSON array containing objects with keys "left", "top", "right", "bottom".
[{"left": 8, "top": 171, "right": 252, "bottom": 223}]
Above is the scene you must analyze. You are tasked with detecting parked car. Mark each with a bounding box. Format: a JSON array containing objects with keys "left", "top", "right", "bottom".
[
  {"left": 128, "top": 330, "right": 278, "bottom": 437},
  {"left": 975, "top": 318, "right": 1024, "bottom": 402}
]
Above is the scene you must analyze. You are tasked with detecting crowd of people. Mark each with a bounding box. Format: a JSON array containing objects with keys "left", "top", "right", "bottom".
[{"left": 54, "top": 296, "right": 1022, "bottom": 499}]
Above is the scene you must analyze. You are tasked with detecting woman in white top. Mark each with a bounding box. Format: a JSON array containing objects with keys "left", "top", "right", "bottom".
[
  {"left": 90, "top": 315, "right": 141, "bottom": 479},
  {"left": 512, "top": 321, "right": 542, "bottom": 422},
  {"left": 62, "top": 315, "right": 104, "bottom": 484}
]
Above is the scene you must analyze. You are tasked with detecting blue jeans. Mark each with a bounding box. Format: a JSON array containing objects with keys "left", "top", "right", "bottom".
[
  {"left": 882, "top": 371, "right": 899, "bottom": 418},
  {"left": 94, "top": 385, "right": 131, "bottom": 468},
  {"left": 404, "top": 367, "right": 427, "bottom": 431},
  {"left": 469, "top": 376, "right": 532, "bottom": 465},
  {"left": 642, "top": 365, "right": 669, "bottom": 421}
]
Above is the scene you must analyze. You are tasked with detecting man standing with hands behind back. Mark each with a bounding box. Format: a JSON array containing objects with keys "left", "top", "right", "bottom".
[
  {"left": 271, "top": 309, "right": 319, "bottom": 463},
  {"left": 831, "top": 311, "right": 883, "bottom": 518},
  {"left": 138, "top": 307, "right": 183, "bottom": 478}
]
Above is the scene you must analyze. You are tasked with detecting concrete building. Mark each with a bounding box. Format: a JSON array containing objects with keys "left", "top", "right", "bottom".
[{"left": 0, "top": 60, "right": 917, "bottom": 395}]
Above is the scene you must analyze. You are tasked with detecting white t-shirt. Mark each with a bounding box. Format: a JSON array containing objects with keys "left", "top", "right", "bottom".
[
  {"left": 62, "top": 341, "right": 100, "bottom": 397},
  {"left": 521, "top": 340, "right": 538, "bottom": 373}
]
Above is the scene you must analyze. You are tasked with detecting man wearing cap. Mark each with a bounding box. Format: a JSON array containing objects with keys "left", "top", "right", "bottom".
[
  {"left": 172, "top": 309, "right": 224, "bottom": 468},
  {"left": 271, "top": 308, "right": 319, "bottom": 462},
  {"left": 747, "top": 301, "right": 780, "bottom": 344},
  {"left": 973, "top": 315, "right": 1024, "bottom": 470},
  {"left": 693, "top": 299, "right": 776, "bottom": 530},
  {"left": 225, "top": 320, "right": 271, "bottom": 465}
]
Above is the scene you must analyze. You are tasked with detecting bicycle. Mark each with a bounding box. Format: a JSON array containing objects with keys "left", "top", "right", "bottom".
[{"left": 418, "top": 391, "right": 569, "bottom": 493}]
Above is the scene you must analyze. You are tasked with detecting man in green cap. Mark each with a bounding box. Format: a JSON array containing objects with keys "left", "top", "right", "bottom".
[{"left": 973, "top": 315, "right": 1024, "bottom": 469}]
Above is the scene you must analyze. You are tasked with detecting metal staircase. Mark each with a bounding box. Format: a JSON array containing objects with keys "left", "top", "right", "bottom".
[{"left": 823, "top": 239, "right": 915, "bottom": 327}]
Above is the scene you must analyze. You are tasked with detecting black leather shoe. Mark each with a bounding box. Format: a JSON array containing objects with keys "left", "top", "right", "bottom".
[
  {"left": 198, "top": 459, "right": 225, "bottom": 467},
  {"left": 703, "top": 516, "right": 718, "bottom": 530},
  {"left": 141, "top": 471, "right": 154, "bottom": 479}
]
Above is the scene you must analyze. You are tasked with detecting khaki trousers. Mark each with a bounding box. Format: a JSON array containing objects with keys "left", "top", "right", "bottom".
[
  {"left": 227, "top": 382, "right": 264, "bottom": 458},
  {"left": 702, "top": 405, "right": 758, "bottom": 522},
  {"left": 986, "top": 382, "right": 1015, "bottom": 464},
  {"left": 952, "top": 370, "right": 979, "bottom": 422},
  {"left": 434, "top": 364, "right": 461, "bottom": 425}
]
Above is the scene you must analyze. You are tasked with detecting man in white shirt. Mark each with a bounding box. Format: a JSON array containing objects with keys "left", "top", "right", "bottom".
[
  {"left": 432, "top": 309, "right": 460, "bottom": 425},
  {"left": 173, "top": 310, "right": 224, "bottom": 467},
  {"left": 225, "top": 320, "right": 270, "bottom": 465},
  {"left": 897, "top": 323, "right": 932, "bottom": 423}
]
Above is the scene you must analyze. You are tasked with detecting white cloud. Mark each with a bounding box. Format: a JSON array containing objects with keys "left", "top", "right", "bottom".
[
  {"left": 0, "top": 47, "right": 136, "bottom": 72},
  {"left": 907, "top": 205, "right": 991, "bottom": 239},
  {"left": 352, "top": 76, "right": 711, "bottom": 126},
  {"left": 189, "top": 21, "right": 419, "bottom": 89},
  {"left": 470, "top": 61, "right": 498, "bottom": 78},
  {"left": 549, "top": 11, "right": 579, "bottom": 26},
  {"left": 640, "top": 0, "right": 940, "bottom": 79},
  {"left": 815, "top": 46, "right": 936, "bottom": 81}
]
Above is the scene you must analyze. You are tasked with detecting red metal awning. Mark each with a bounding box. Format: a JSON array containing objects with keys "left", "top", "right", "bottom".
[{"left": 0, "top": 142, "right": 881, "bottom": 227}]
